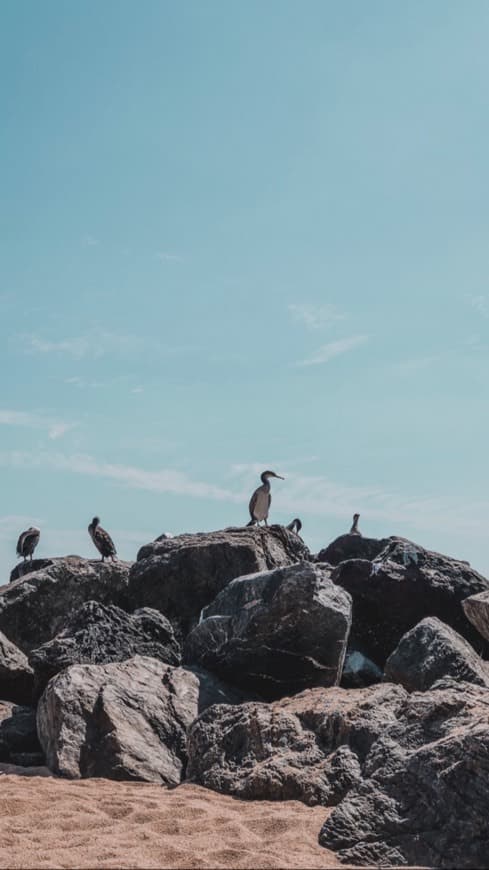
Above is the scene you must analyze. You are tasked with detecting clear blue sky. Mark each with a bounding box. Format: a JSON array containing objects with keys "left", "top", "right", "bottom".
[{"left": 1, "top": 0, "right": 489, "bottom": 580}]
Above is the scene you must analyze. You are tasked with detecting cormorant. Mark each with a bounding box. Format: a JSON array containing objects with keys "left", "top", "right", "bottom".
[
  {"left": 247, "top": 470, "right": 284, "bottom": 526},
  {"left": 286, "top": 518, "right": 302, "bottom": 534},
  {"left": 88, "top": 517, "right": 117, "bottom": 561},
  {"left": 349, "top": 513, "right": 361, "bottom": 536},
  {"left": 16, "top": 527, "right": 40, "bottom": 564}
]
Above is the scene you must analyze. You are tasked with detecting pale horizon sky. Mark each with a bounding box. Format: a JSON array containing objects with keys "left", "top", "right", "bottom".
[{"left": 1, "top": 1, "right": 489, "bottom": 580}]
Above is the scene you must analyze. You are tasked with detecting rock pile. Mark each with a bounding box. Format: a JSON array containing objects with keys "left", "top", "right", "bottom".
[{"left": 1, "top": 525, "right": 489, "bottom": 867}]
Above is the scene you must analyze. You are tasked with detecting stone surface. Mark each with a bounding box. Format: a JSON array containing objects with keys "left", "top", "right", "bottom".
[
  {"left": 0, "top": 557, "right": 132, "bottom": 652},
  {"left": 0, "top": 630, "right": 34, "bottom": 704},
  {"left": 316, "top": 534, "right": 391, "bottom": 566},
  {"left": 384, "top": 616, "right": 489, "bottom": 692},
  {"left": 184, "top": 562, "right": 351, "bottom": 700},
  {"left": 0, "top": 700, "right": 43, "bottom": 766},
  {"left": 29, "top": 601, "right": 181, "bottom": 697},
  {"left": 340, "top": 650, "right": 382, "bottom": 689},
  {"left": 319, "top": 679, "right": 489, "bottom": 868},
  {"left": 10, "top": 558, "right": 54, "bottom": 583},
  {"left": 130, "top": 525, "right": 310, "bottom": 637},
  {"left": 462, "top": 589, "right": 489, "bottom": 643},
  {"left": 37, "top": 655, "right": 199, "bottom": 783},
  {"left": 333, "top": 537, "right": 489, "bottom": 667},
  {"left": 187, "top": 683, "right": 405, "bottom": 805}
]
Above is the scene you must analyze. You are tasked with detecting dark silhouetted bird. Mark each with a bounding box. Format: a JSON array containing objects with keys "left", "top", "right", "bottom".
[
  {"left": 88, "top": 517, "right": 117, "bottom": 561},
  {"left": 16, "top": 527, "right": 40, "bottom": 564},
  {"left": 247, "top": 470, "right": 284, "bottom": 526},
  {"left": 286, "top": 518, "right": 302, "bottom": 534},
  {"left": 349, "top": 513, "right": 361, "bottom": 536}
]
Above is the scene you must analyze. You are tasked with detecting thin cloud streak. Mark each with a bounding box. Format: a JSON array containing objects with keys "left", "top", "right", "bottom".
[
  {"left": 288, "top": 303, "right": 345, "bottom": 331},
  {"left": 296, "top": 335, "right": 369, "bottom": 367},
  {"left": 0, "top": 410, "right": 76, "bottom": 440}
]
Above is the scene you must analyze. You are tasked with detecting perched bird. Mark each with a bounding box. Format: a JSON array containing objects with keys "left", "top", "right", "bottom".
[
  {"left": 16, "top": 527, "right": 40, "bottom": 564},
  {"left": 247, "top": 470, "right": 284, "bottom": 526},
  {"left": 349, "top": 513, "right": 361, "bottom": 536},
  {"left": 286, "top": 518, "right": 302, "bottom": 534},
  {"left": 88, "top": 517, "right": 117, "bottom": 562}
]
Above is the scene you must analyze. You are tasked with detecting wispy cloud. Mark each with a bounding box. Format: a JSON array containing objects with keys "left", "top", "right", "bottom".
[
  {"left": 18, "top": 329, "right": 159, "bottom": 361},
  {"left": 295, "top": 335, "right": 369, "bottom": 367},
  {"left": 0, "top": 411, "right": 76, "bottom": 440},
  {"left": 288, "top": 303, "right": 344, "bottom": 331},
  {"left": 467, "top": 294, "right": 489, "bottom": 318}
]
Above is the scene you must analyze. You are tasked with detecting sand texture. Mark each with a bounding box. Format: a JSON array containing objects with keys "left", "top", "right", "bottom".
[{"left": 0, "top": 766, "right": 341, "bottom": 869}]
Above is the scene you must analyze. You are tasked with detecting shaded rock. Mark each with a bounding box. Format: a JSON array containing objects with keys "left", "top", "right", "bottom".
[
  {"left": 333, "top": 537, "right": 489, "bottom": 667},
  {"left": 317, "top": 534, "right": 390, "bottom": 566},
  {"left": 10, "top": 558, "right": 54, "bottom": 583},
  {"left": 184, "top": 562, "right": 351, "bottom": 700},
  {"left": 0, "top": 557, "right": 132, "bottom": 652},
  {"left": 0, "top": 700, "right": 43, "bottom": 766},
  {"left": 189, "top": 667, "right": 260, "bottom": 714},
  {"left": 0, "top": 630, "right": 34, "bottom": 704},
  {"left": 463, "top": 589, "right": 489, "bottom": 643},
  {"left": 384, "top": 616, "right": 489, "bottom": 692},
  {"left": 130, "top": 525, "right": 310, "bottom": 638},
  {"left": 37, "top": 655, "right": 198, "bottom": 783},
  {"left": 341, "top": 650, "right": 382, "bottom": 689},
  {"left": 187, "top": 683, "right": 405, "bottom": 805},
  {"left": 29, "top": 601, "right": 181, "bottom": 697},
  {"left": 320, "top": 679, "right": 489, "bottom": 868}
]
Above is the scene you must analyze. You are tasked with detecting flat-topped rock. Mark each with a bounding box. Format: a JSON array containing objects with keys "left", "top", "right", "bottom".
[{"left": 316, "top": 534, "right": 391, "bottom": 566}]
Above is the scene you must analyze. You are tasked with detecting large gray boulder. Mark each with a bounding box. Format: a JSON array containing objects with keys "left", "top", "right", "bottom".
[
  {"left": 319, "top": 679, "right": 489, "bottom": 868},
  {"left": 462, "top": 590, "right": 489, "bottom": 643},
  {"left": 37, "top": 656, "right": 199, "bottom": 783},
  {"left": 0, "top": 700, "right": 43, "bottom": 766},
  {"left": 129, "top": 525, "right": 310, "bottom": 637},
  {"left": 29, "top": 601, "right": 181, "bottom": 698},
  {"left": 184, "top": 562, "right": 352, "bottom": 700},
  {"left": 0, "top": 630, "right": 34, "bottom": 704},
  {"left": 187, "top": 683, "right": 406, "bottom": 805},
  {"left": 0, "top": 557, "right": 132, "bottom": 652},
  {"left": 316, "top": 534, "right": 391, "bottom": 566},
  {"left": 333, "top": 537, "right": 489, "bottom": 668},
  {"left": 384, "top": 617, "right": 489, "bottom": 692}
]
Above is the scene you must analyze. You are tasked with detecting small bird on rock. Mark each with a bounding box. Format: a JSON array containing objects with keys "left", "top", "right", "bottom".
[
  {"left": 16, "top": 526, "right": 40, "bottom": 564},
  {"left": 349, "top": 513, "right": 361, "bottom": 536},
  {"left": 286, "top": 518, "right": 302, "bottom": 534},
  {"left": 247, "top": 470, "right": 284, "bottom": 526},
  {"left": 88, "top": 517, "right": 117, "bottom": 562}
]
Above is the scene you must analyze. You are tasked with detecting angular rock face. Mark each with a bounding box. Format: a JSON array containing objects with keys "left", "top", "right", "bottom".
[
  {"left": 0, "top": 701, "right": 43, "bottom": 766},
  {"left": 319, "top": 680, "right": 489, "bottom": 868},
  {"left": 0, "top": 558, "right": 132, "bottom": 652},
  {"left": 0, "top": 630, "right": 34, "bottom": 704},
  {"left": 462, "top": 590, "right": 489, "bottom": 642},
  {"left": 10, "top": 558, "right": 55, "bottom": 583},
  {"left": 186, "top": 684, "right": 406, "bottom": 805},
  {"left": 384, "top": 616, "right": 489, "bottom": 692},
  {"left": 184, "top": 562, "right": 352, "bottom": 700},
  {"left": 333, "top": 538, "right": 489, "bottom": 667},
  {"left": 37, "top": 655, "right": 199, "bottom": 783},
  {"left": 316, "top": 534, "right": 391, "bottom": 566},
  {"left": 29, "top": 601, "right": 181, "bottom": 697},
  {"left": 130, "top": 525, "right": 310, "bottom": 637}
]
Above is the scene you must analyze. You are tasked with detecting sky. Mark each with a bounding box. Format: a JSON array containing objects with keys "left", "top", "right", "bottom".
[{"left": 1, "top": 0, "right": 489, "bottom": 580}]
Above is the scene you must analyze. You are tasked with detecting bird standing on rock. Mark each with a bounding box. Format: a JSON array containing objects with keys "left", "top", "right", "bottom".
[
  {"left": 286, "top": 518, "right": 302, "bottom": 534},
  {"left": 247, "top": 470, "right": 284, "bottom": 526},
  {"left": 16, "top": 526, "right": 40, "bottom": 564},
  {"left": 88, "top": 517, "right": 117, "bottom": 561},
  {"left": 349, "top": 513, "right": 361, "bottom": 536}
]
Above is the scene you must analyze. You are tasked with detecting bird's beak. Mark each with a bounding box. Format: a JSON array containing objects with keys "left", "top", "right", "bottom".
[{"left": 275, "top": 474, "right": 285, "bottom": 480}]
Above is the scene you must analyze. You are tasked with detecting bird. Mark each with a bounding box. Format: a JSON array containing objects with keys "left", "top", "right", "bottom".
[
  {"left": 88, "top": 517, "right": 117, "bottom": 562},
  {"left": 349, "top": 513, "right": 361, "bottom": 536},
  {"left": 286, "top": 518, "right": 302, "bottom": 534},
  {"left": 247, "top": 470, "right": 284, "bottom": 526},
  {"left": 16, "top": 527, "right": 40, "bottom": 564}
]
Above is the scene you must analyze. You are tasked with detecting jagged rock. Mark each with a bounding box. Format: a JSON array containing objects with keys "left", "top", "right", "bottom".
[
  {"left": 0, "top": 701, "right": 43, "bottom": 766},
  {"left": 463, "top": 590, "right": 489, "bottom": 643},
  {"left": 130, "top": 526, "right": 310, "bottom": 637},
  {"left": 319, "top": 679, "right": 489, "bottom": 868},
  {"left": 188, "top": 667, "right": 259, "bottom": 713},
  {"left": 184, "top": 562, "right": 351, "bottom": 700},
  {"left": 187, "top": 683, "right": 405, "bottom": 804},
  {"left": 29, "top": 601, "right": 181, "bottom": 697},
  {"left": 317, "top": 534, "right": 390, "bottom": 566},
  {"left": 0, "top": 557, "right": 132, "bottom": 652},
  {"left": 10, "top": 558, "right": 54, "bottom": 583},
  {"left": 341, "top": 650, "right": 382, "bottom": 689},
  {"left": 333, "top": 537, "right": 489, "bottom": 667},
  {"left": 384, "top": 616, "right": 489, "bottom": 692},
  {"left": 37, "top": 655, "right": 199, "bottom": 783},
  {"left": 0, "top": 630, "right": 34, "bottom": 704}
]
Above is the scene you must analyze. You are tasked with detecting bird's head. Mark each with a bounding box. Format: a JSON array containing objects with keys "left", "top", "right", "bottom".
[
  {"left": 91, "top": 516, "right": 100, "bottom": 527},
  {"left": 261, "top": 470, "right": 284, "bottom": 482},
  {"left": 293, "top": 518, "right": 302, "bottom": 531},
  {"left": 29, "top": 526, "right": 41, "bottom": 533},
  {"left": 353, "top": 513, "right": 360, "bottom": 522}
]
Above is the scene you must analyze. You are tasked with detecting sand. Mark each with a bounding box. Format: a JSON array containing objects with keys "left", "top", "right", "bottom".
[{"left": 0, "top": 764, "right": 342, "bottom": 869}]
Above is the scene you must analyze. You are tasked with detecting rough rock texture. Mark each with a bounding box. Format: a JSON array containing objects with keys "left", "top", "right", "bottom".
[
  {"left": 130, "top": 526, "right": 310, "bottom": 637},
  {"left": 37, "top": 656, "right": 199, "bottom": 783},
  {"left": 462, "top": 589, "right": 489, "bottom": 643},
  {"left": 316, "top": 534, "right": 390, "bottom": 567},
  {"left": 188, "top": 667, "right": 259, "bottom": 714},
  {"left": 184, "top": 562, "right": 352, "bottom": 700},
  {"left": 333, "top": 537, "right": 489, "bottom": 667},
  {"left": 0, "top": 700, "right": 43, "bottom": 766},
  {"left": 384, "top": 616, "right": 489, "bottom": 692},
  {"left": 0, "top": 630, "right": 34, "bottom": 704},
  {"left": 0, "top": 558, "right": 132, "bottom": 652},
  {"left": 10, "top": 558, "right": 55, "bottom": 583},
  {"left": 29, "top": 601, "right": 181, "bottom": 697},
  {"left": 320, "top": 679, "right": 489, "bottom": 868},
  {"left": 187, "top": 684, "right": 405, "bottom": 805}
]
